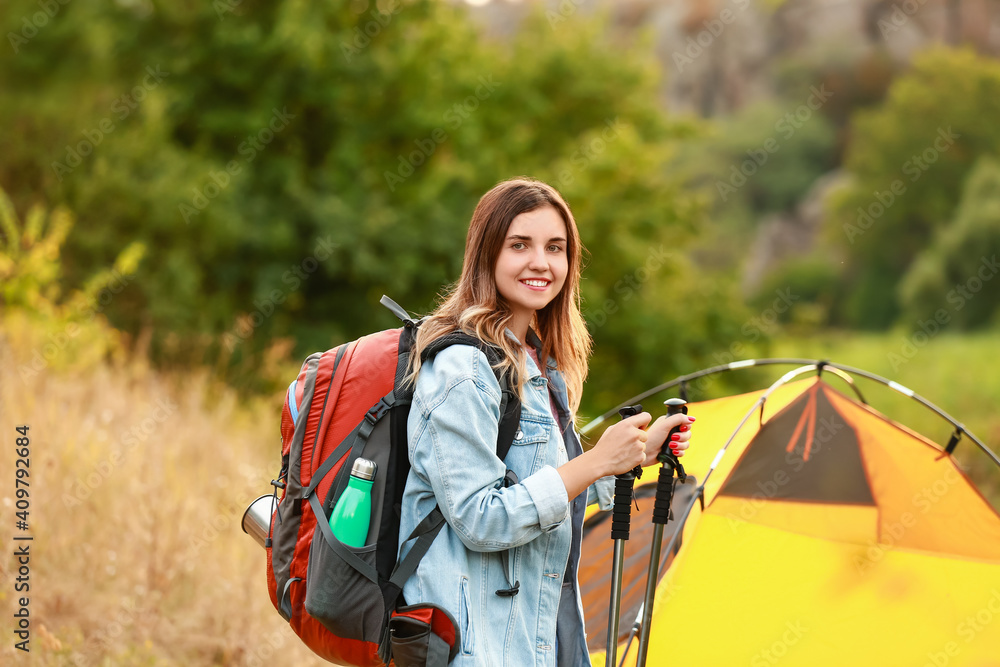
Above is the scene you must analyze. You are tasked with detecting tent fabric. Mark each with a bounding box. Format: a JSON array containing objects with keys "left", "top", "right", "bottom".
[
  {"left": 719, "top": 383, "right": 876, "bottom": 505},
  {"left": 583, "top": 377, "right": 1000, "bottom": 666}
]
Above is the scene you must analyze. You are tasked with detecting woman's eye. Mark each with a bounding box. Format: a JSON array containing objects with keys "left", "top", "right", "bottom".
[
  {"left": 512, "top": 242, "right": 526, "bottom": 250},
  {"left": 548, "top": 245, "right": 564, "bottom": 253}
]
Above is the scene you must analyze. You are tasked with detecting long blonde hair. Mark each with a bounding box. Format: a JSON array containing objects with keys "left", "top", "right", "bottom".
[{"left": 408, "top": 177, "right": 592, "bottom": 415}]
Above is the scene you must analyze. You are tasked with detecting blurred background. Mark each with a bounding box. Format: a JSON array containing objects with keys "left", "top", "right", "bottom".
[{"left": 2, "top": 0, "right": 1000, "bottom": 664}]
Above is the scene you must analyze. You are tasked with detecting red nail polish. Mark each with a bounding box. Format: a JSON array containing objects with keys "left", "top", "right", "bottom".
[
  {"left": 688, "top": 416, "right": 696, "bottom": 422},
  {"left": 680, "top": 425, "right": 688, "bottom": 432},
  {"left": 670, "top": 433, "right": 680, "bottom": 441}
]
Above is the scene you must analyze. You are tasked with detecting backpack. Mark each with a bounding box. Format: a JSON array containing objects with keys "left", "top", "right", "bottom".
[{"left": 264, "top": 296, "right": 522, "bottom": 666}]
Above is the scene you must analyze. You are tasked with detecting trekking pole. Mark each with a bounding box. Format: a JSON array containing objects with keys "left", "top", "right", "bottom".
[
  {"left": 635, "top": 398, "right": 688, "bottom": 667},
  {"left": 605, "top": 404, "right": 645, "bottom": 667}
]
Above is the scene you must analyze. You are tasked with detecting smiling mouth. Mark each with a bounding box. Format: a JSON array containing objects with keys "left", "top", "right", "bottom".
[{"left": 520, "top": 279, "right": 551, "bottom": 288}]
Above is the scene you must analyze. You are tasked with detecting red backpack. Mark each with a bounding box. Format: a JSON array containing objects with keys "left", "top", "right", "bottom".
[{"left": 263, "top": 296, "right": 520, "bottom": 666}]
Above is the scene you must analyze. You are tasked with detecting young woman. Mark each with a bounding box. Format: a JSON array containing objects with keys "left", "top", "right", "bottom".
[{"left": 398, "top": 177, "right": 694, "bottom": 666}]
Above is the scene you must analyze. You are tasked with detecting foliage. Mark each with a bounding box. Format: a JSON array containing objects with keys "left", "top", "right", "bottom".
[
  {"left": 898, "top": 156, "right": 1000, "bottom": 329},
  {"left": 751, "top": 252, "right": 841, "bottom": 327},
  {"left": 0, "top": 187, "right": 145, "bottom": 376},
  {"left": 829, "top": 47, "right": 1000, "bottom": 328},
  {"left": 670, "top": 94, "right": 837, "bottom": 308},
  {"left": 684, "top": 98, "right": 837, "bottom": 216},
  {"left": 771, "top": 45, "right": 897, "bottom": 134},
  {"left": 0, "top": 0, "right": 748, "bottom": 413}
]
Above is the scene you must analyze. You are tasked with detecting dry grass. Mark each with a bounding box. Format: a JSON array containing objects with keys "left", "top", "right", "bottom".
[{"left": 0, "top": 316, "right": 326, "bottom": 666}]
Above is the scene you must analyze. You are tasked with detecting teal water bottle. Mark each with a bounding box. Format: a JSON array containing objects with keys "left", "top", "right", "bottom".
[{"left": 329, "top": 458, "right": 376, "bottom": 548}]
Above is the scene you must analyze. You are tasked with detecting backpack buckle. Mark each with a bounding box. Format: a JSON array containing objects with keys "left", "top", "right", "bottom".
[{"left": 366, "top": 397, "right": 393, "bottom": 426}]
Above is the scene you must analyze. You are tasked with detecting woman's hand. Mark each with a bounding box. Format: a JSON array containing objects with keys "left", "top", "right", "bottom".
[
  {"left": 588, "top": 412, "right": 653, "bottom": 477},
  {"left": 557, "top": 411, "right": 695, "bottom": 500},
  {"left": 642, "top": 413, "right": 695, "bottom": 466}
]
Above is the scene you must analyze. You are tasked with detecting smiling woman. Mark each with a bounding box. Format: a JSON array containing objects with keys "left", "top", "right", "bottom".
[{"left": 396, "top": 177, "right": 694, "bottom": 666}]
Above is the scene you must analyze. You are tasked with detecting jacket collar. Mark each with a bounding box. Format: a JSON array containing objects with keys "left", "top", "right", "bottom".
[{"left": 504, "top": 327, "right": 557, "bottom": 374}]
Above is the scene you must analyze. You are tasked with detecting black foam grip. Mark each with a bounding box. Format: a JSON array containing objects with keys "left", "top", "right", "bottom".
[
  {"left": 652, "top": 466, "right": 675, "bottom": 525},
  {"left": 611, "top": 476, "right": 635, "bottom": 540}
]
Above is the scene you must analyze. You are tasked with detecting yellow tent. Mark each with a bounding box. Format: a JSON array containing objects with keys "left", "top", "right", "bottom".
[{"left": 582, "top": 362, "right": 1000, "bottom": 667}]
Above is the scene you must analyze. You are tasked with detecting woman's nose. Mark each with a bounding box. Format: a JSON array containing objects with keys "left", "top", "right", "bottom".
[{"left": 527, "top": 247, "right": 549, "bottom": 270}]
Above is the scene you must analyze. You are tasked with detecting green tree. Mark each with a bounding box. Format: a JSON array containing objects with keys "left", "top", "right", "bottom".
[
  {"left": 830, "top": 47, "right": 1000, "bottom": 328},
  {"left": 1, "top": 0, "right": 749, "bottom": 413},
  {"left": 899, "top": 156, "right": 1000, "bottom": 329}
]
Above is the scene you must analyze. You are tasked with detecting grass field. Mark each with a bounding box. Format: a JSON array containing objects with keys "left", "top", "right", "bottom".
[
  {"left": 0, "top": 317, "right": 328, "bottom": 666},
  {"left": 1, "top": 320, "right": 997, "bottom": 665}
]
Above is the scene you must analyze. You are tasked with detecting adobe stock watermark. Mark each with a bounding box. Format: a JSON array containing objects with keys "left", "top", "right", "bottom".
[
  {"left": 61, "top": 397, "right": 180, "bottom": 508},
  {"left": 711, "top": 288, "right": 800, "bottom": 367},
  {"left": 716, "top": 86, "right": 833, "bottom": 202},
  {"left": 222, "top": 235, "right": 337, "bottom": 350},
  {"left": 244, "top": 631, "right": 290, "bottom": 667},
  {"left": 920, "top": 589, "right": 1000, "bottom": 667},
  {"left": 726, "top": 413, "right": 845, "bottom": 531},
  {"left": 7, "top": 0, "right": 72, "bottom": 54},
  {"left": 552, "top": 118, "right": 624, "bottom": 191},
  {"left": 50, "top": 65, "right": 170, "bottom": 181},
  {"left": 183, "top": 499, "right": 245, "bottom": 560},
  {"left": 887, "top": 255, "right": 999, "bottom": 371},
  {"left": 17, "top": 267, "right": 139, "bottom": 382},
  {"left": 179, "top": 107, "right": 296, "bottom": 224},
  {"left": 67, "top": 592, "right": 158, "bottom": 667},
  {"left": 383, "top": 75, "right": 501, "bottom": 191},
  {"left": 214, "top": 0, "right": 244, "bottom": 20},
  {"left": 672, "top": 0, "right": 751, "bottom": 72},
  {"left": 545, "top": 0, "right": 586, "bottom": 28},
  {"left": 180, "top": 463, "right": 279, "bottom": 561},
  {"left": 854, "top": 466, "right": 962, "bottom": 574},
  {"left": 341, "top": 0, "right": 402, "bottom": 62},
  {"left": 584, "top": 241, "right": 670, "bottom": 329},
  {"left": 842, "top": 126, "right": 959, "bottom": 244},
  {"left": 877, "top": 0, "right": 930, "bottom": 38},
  {"left": 750, "top": 620, "right": 808, "bottom": 667}
]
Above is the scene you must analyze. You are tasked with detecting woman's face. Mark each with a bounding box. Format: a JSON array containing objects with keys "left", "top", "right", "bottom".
[{"left": 493, "top": 205, "right": 569, "bottom": 326}]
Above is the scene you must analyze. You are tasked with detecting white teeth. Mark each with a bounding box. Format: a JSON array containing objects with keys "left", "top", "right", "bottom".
[{"left": 522, "top": 280, "right": 549, "bottom": 287}]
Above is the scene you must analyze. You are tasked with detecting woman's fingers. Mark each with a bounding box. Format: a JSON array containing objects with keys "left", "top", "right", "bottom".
[
  {"left": 667, "top": 415, "right": 694, "bottom": 456},
  {"left": 601, "top": 411, "right": 695, "bottom": 473},
  {"left": 621, "top": 411, "right": 652, "bottom": 430},
  {"left": 594, "top": 414, "right": 652, "bottom": 475},
  {"left": 641, "top": 413, "right": 695, "bottom": 459}
]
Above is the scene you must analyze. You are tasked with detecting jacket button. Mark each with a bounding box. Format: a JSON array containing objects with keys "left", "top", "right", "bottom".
[{"left": 515, "top": 429, "right": 523, "bottom": 440}]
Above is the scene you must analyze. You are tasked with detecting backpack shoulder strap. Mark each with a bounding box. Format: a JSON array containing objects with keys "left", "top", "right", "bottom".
[{"left": 421, "top": 332, "right": 521, "bottom": 463}]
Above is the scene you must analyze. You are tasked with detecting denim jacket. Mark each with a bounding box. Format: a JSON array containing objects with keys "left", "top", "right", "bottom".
[{"left": 398, "top": 330, "right": 613, "bottom": 666}]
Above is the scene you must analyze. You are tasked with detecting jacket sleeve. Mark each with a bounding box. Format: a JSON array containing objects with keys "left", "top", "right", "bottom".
[
  {"left": 587, "top": 476, "right": 615, "bottom": 510},
  {"left": 408, "top": 345, "right": 570, "bottom": 552}
]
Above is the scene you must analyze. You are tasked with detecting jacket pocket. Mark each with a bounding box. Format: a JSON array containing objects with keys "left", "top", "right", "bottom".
[
  {"left": 511, "top": 411, "right": 552, "bottom": 446},
  {"left": 507, "top": 411, "right": 555, "bottom": 477},
  {"left": 459, "top": 576, "right": 474, "bottom": 656}
]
